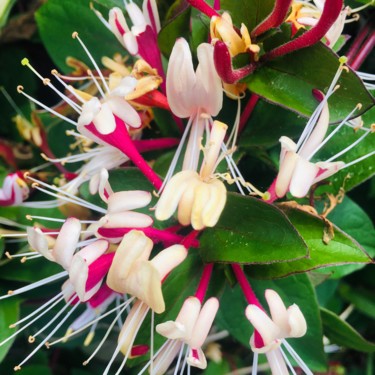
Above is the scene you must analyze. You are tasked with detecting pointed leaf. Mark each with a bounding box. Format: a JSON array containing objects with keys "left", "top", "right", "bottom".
[{"left": 199, "top": 193, "right": 308, "bottom": 264}]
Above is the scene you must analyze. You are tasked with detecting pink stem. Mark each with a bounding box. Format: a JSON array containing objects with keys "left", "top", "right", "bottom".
[
  {"left": 232, "top": 263, "right": 265, "bottom": 348},
  {"left": 251, "top": 0, "right": 293, "bottom": 38},
  {"left": 264, "top": 178, "right": 280, "bottom": 204},
  {"left": 195, "top": 263, "right": 214, "bottom": 303},
  {"left": 214, "top": 41, "right": 257, "bottom": 84},
  {"left": 133, "top": 138, "right": 179, "bottom": 153},
  {"left": 85, "top": 117, "right": 163, "bottom": 190},
  {"left": 181, "top": 229, "right": 201, "bottom": 248},
  {"left": 264, "top": 0, "right": 343, "bottom": 60},
  {"left": 187, "top": 0, "right": 220, "bottom": 18},
  {"left": 239, "top": 94, "right": 259, "bottom": 134},
  {"left": 350, "top": 32, "right": 375, "bottom": 70},
  {"left": 346, "top": 21, "right": 372, "bottom": 65},
  {"left": 213, "top": 0, "right": 220, "bottom": 11}
]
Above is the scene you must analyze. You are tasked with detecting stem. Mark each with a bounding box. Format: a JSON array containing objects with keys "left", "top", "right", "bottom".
[
  {"left": 346, "top": 20, "right": 372, "bottom": 65},
  {"left": 231, "top": 264, "right": 262, "bottom": 307},
  {"left": 181, "top": 229, "right": 201, "bottom": 248},
  {"left": 264, "top": 178, "right": 279, "bottom": 204},
  {"left": 195, "top": 263, "right": 214, "bottom": 303},
  {"left": 238, "top": 94, "right": 259, "bottom": 134},
  {"left": 187, "top": 0, "right": 220, "bottom": 18},
  {"left": 251, "top": 0, "right": 293, "bottom": 38},
  {"left": 264, "top": 0, "right": 343, "bottom": 60},
  {"left": 133, "top": 138, "right": 179, "bottom": 153},
  {"left": 350, "top": 31, "right": 375, "bottom": 70}
]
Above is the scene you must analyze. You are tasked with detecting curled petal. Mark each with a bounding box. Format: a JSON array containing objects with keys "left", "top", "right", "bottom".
[
  {"left": 53, "top": 218, "right": 81, "bottom": 270},
  {"left": 102, "top": 211, "right": 153, "bottom": 228},
  {"left": 287, "top": 304, "right": 307, "bottom": 337},
  {"left": 289, "top": 158, "right": 319, "bottom": 198},
  {"left": 265, "top": 289, "right": 289, "bottom": 337},
  {"left": 107, "top": 97, "right": 141, "bottom": 129},
  {"left": 27, "top": 227, "right": 54, "bottom": 261},
  {"left": 201, "top": 180, "right": 227, "bottom": 228},
  {"left": 107, "top": 190, "right": 152, "bottom": 213},
  {"left": 191, "top": 182, "right": 212, "bottom": 230},
  {"left": 156, "top": 321, "right": 186, "bottom": 340},
  {"left": 313, "top": 161, "right": 345, "bottom": 183},
  {"left": 186, "top": 347, "right": 207, "bottom": 369}
]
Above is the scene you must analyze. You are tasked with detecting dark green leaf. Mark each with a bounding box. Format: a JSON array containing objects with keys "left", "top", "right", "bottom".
[
  {"left": 157, "top": 0, "right": 191, "bottom": 57},
  {"left": 199, "top": 193, "right": 308, "bottom": 264},
  {"left": 245, "top": 43, "right": 374, "bottom": 122},
  {"left": 247, "top": 204, "right": 373, "bottom": 279},
  {"left": 221, "top": 0, "right": 275, "bottom": 32},
  {"left": 320, "top": 307, "right": 375, "bottom": 352},
  {"left": 36, "top": 0, "right": 122, "bottom": 73},
  {"left": 0, "top": 294, "right": 21, "bottom": 362}
]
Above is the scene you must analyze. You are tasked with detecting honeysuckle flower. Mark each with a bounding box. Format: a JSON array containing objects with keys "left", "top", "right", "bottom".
[
  {"left": 155, "top": 121, "right": 228, "bottom": 230},
  {"left": 106, "top": 230, "right": 188, "bottom": 313},
  {"left": 266, "top": 58, "right": 375, "bottom": 201},
  {"left": 150, "top": 296, "right": 219, "bottom": 374},
  {"left": 104, "top": 0, "right": 164, "bottom": 78},
  {"left": 246, "top": 289, "right": 311, "bottom": 375},
  {"left": 0, "top": 172, "right": 29, "bottom": 206}
]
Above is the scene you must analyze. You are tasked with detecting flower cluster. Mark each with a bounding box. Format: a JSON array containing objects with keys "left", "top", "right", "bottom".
[{"left": 0, "top": 0, "right": 374, "bottom": 374}]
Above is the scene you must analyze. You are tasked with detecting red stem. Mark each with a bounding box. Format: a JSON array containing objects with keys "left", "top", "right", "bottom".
[
  {"left": 251, "top": 0, "right": 293, "bottom": 38},
  {"left": 238, "top": 94, "right": 259, "bottom": 134},
  {"left": 181, "top": 229, "right": 201, "bottom": 248},
  {"left": 264, "top": 0, "right": 343, "bottom": 60},
  {"left": 195, "top": 263, "right": 214, "bottom": 303},
  {"left": 231, "top": 264, "right": 262, "bottom": 307},
  {"left": 350, "top": 32, "right": 375, "bottom": 70},
  {"left": 133, "top": 138, "right": 179, "bottom": 153},
  {"left": 214, "top": 41, "right": 257, "bottom": 84},
  {"left": 346, "top": 22, "right": 372, "bottom": 65},
  {"left": 187, "top": 0, "right": 220, "bottom": 18}
]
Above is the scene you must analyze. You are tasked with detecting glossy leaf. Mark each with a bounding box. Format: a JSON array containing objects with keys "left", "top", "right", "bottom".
[
  {"left": 199, "top": 193, "right": 308, "bottom": 264},
  {"left": 0, "top": 294, "right": 21, "bottom": 362},
  {"left": 36, "top": 0, "right": 122, "bottom": 73},
  {"left": 320, "top": 307, "right": 375, "bottom": 352},
  {"left": 314, "top": 197, "right": 375, "bottom": 278},
  {"left": 245, "top": 42, "right": 374, "bottom": 122},
  {"left": 247, "top": 204, "right": 373, "bottom": 279},
  {"left": 221, "top": 0, "right": 275, "bottom": 32}
]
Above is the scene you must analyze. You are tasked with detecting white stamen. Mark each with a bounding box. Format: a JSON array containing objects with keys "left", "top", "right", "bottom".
[
  {"left": 150, "top": 310, "right": 154, "bottom": 375},
  {"left": 282, "top": 339, "right": 313, "bottom": 375},
  {"left": 252, "top": 352, "right": 258, "bottom": 375},
  {"left": 51, "top": 70, "right": 86, "bottom": 104},
  {"left": 343, "top": 149, "right": 375, "bottom": 169},
  {"left": 280, "top": 346, "right": 298, "bottom": 375},
  {"left": 87, "top": 69, "right": 106, "bottom": 99}
]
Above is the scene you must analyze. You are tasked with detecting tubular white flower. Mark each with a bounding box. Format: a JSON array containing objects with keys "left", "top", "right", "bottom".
[
  {"left": 0, "top": 173, "right": 29, "bottom": 206},
  {"left": 106, "top": 230, "right": 187, "bottom": 313},
  {"left": 27, "top": 217, "right": 82, "bottom": 270},
  {"left": 167, "top": 39, "right": 223, "bottom": 118}
]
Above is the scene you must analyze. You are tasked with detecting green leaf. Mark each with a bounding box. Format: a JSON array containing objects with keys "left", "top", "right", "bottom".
[
  {"left": 245, "top": 42, "right": 374, "bottom": 122},
  {"left": 203, "top": 360, "right": 231, "bottom": 375},
  {"left": 158, "top": 0, "right": 191, "bottom": 57},
  {"left": 247, "top": 204, "right": 373, "bottom": 279},
  {"left": 199, "top": 193, "right": 308, "bottom": 264},
  {"left": 320, "top": 307, "right": 375, "bottom": 352},
  {"left": 221, "top": 0, "right": 275, "bottom": 32},
  {"left": 0, "top": 294, "right": 21, "bottom": 363},
  {"left": 316, "top": 107, "right": 375, "bottom": 195},
  {"left": 216, "top": 274, "right": 327, "bottom": 371},
  {"left": 36, "top": 0, "right": 122, "bottom": 73},
  {"left": 339, "top": 284, "right": 375, "bottom": 320},
  {"left": 0, "top": 0, "right": 16, "bottom": 29},
  {"left": 314, "top": 197, "right": 375, "bottom": 278}
]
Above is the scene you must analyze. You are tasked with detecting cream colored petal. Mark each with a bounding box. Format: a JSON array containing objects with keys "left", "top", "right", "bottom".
[
  {"left": 102, "top": 211, "right": 153, "bottom": 228},
  {"left": 298, "top": 101, "right": 329, "bottom": 159},
  {"left": 279, "top": 136, "right": 297, "bottom": 163},
  {"left": 107, "top": 96, "right": 141, "bottom": 129},
  {"left": 189, "top": 297, "right": 219, "bottom": 348},
  {"left": 195, "top": 43, "right": 223, "bottom": 116},
  {"left": 201, "top": 180, "right": 227, "bottom": 228},
  {"left": 110, "top": 76, "right": 137, "bottom": 97},
  {"left": 177, "top": 180, "right": 199, "bottom": 226},
  {"left": 245, "top": 305, "right": 280, "bottom": 347},
  {"left": 27, "top": 227, "right": 54, "bottom": 261},
  {"left": 150, "top": 244, "right": 187, "bottom": 280},
  {"left": 186, "top": 347, "right": 207, "bottom": 369},
  {"left": 191, "top": 182, "right": 211, "bottom": 230},
  {"left": 289, "top": 158, "right": 319, "bottom": 198},
  {"left": 142, "top": 0, "right": 161, "bottom": 32},
  {"left": 118, "top": 300, "right": 149, "bottom": 355},
  {"left": 93, "top": 102, "right": 117, "bottom": 135},
  {"left": 152, "top": 340, "right": 183, "bottom": 375},
  {"left": 275, "top": 151, "right": 299, "bottom": 198},
  {"left": 265, "top": 289, "right": 289, "bottom": 337},
  {"left": 156, "top": 321, "right": 186, "bottom": 339},
  {"left": 108, "top": 8, "right": 128, "bottom": 46},
  {"left": 265, "top": 348, "right": 289, "bottom": 375},
  {"left": 287, "top": 304, "right": 307, "bottom": 338},
  {"left": 155, "top": 171, "right": 199, "bottom": 221},
  {"left": 166, "top": 38, "right": 197, "bottom": 118},
  {"left": 69, "top": 255, "right": 89, "bottom": 301},
  {"left": 52, "top": 217, "right": 81, "bottom": 270},
  {"left": 106, "top": 230, "right": 153, "bottom": 292},
  {"left": 313, "top": 161, "right": 344, "bottom": 183},
  {"left": 107, "top": 190, "right": 152, "bottom": 213},
  {"left": 75, "top": 239, "right": 109, "bottom": 264}
]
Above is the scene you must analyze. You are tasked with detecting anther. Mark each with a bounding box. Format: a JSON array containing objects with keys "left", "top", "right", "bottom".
[
  {"left": 28, "top": 336, "right": 35, "bottom": 343},
  {"left": 21, "top": 58, "right": 30, "bottom": 66},
  {"left": 14, "top": 366, "right": 21, "bottom": 371},
  {"left": 45, "top": 342, "right": 50, "bottom": 349},
  {"left": 8, "top": 290, "right": 14, "bottom": 295},
  {"left": 9, "top": 324, "right": 16, "bottom": 328},
  {"left": 31, "top": 183, "right": 39, "bottom": 188},
  {"left": 51, "top": 69, "right": 58, "bottom": 75},
  {"left": 5, "top": 252, "right": 12, "bottom": 259},
  {"left": 17, "top": 85, "right": 24, "bottom": 93},
  {"left": 43, "top": 78, "right": 51, "bottom": 86},
  {"left": 72, "top": 31, "right": 79, "bottom": 39},
  {"left": 339, "top": 56, "right": 348, "bottom": 64},
  {"left": 20, "top": 257, "right": 27, "bottom": 263}
]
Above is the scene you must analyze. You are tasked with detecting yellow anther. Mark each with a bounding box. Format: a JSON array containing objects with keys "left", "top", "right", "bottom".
[
  {"left": 339, "top": 56, "right": 348, "bottom": 64},
  {"left": 5, "top": 251, "right": 12, "bottom": 259},
  {"left": 43, "top": 78, "right": 51, "bottom": 86},
  {"left": 28, "top": 335, "right": 35, "bottom": 343},
  {"left": 26, "top": 215, "right": 32, "bottom": 220},
  {"left": 72, "top": 31, "right": 79, "bottom": 38},
  {"left": 21, "top": 58, "right": 30, "bottom": 66},
  {"left": 7, "top": 290, "right": 14, "bottom": 295},
  {"left": 17, "top": 85, "right": 24, "bottom": 93},
  {"left": 20, "top": 257, "right": 27, "bottom": 263},
  {"left": 14, "top": 365, "right": 21, "bottom": 371},
  {"left": 84, "top": 331, "right": 95, "bottom": 346}
]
